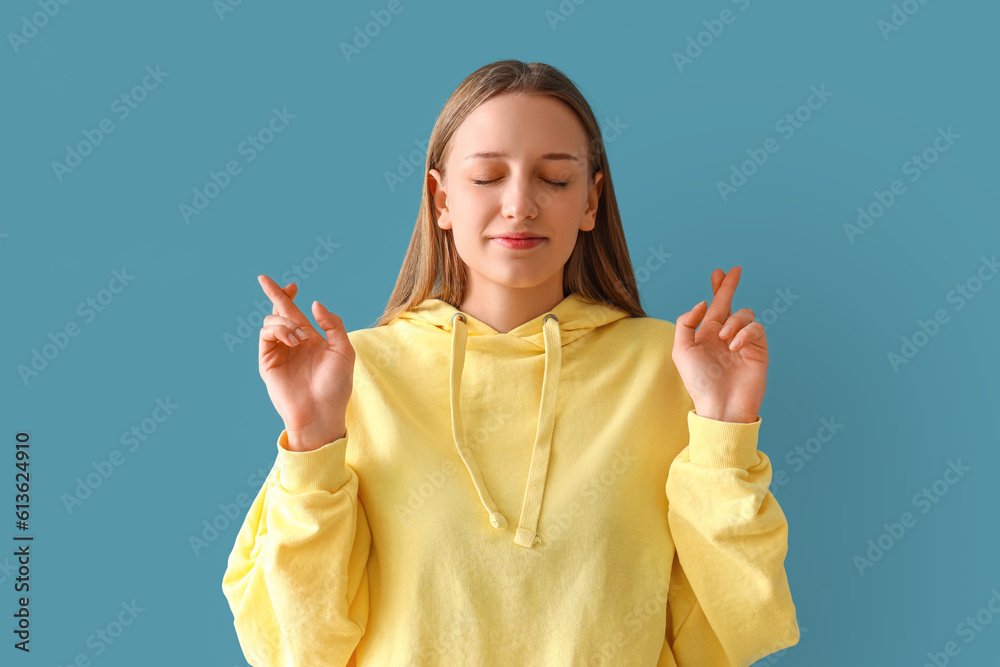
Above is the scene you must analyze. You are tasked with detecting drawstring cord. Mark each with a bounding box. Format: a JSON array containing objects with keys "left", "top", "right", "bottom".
[{"left": 447, "top": 311, "right": 562, "bottom": 548}]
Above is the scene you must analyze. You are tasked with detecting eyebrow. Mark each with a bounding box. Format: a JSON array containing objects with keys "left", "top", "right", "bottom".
[{"left": 464, "top": 150, "right": 581, "bottom": 163}]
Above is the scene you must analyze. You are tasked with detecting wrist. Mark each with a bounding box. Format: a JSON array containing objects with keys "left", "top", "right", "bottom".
[
  {"left": 284, "top": 421, "right": 347, "bottom": 452},
  {"left": 693, "top": 407, "right": 758, "bottom": 424}
]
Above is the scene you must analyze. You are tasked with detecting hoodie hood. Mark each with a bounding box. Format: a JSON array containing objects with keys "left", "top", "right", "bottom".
[{"left": 393, "top": 293, "right": 631, "bottom": 548}]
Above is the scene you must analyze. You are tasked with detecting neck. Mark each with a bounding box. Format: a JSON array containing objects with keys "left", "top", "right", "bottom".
[{"left": 459, "top": 274, "right": 565, "bottom": 334}]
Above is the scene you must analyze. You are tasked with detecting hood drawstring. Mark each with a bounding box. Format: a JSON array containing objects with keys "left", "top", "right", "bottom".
[{"left": 448, "top": 311, "right": 562, "bottom": 549}]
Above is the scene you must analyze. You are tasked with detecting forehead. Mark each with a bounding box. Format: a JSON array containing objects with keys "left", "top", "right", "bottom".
[{"left": 448, "top": 93, "right": 588, "bottom": 162}]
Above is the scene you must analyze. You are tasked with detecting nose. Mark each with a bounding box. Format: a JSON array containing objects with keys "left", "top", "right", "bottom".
[{"left": 501, "top": 174, "right": 540, "bottom": 221}]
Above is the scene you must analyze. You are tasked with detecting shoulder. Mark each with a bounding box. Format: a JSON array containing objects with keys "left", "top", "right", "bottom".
[
  {"left": 614, "top": 314, "right": 692, "bottom": 404},
  {"left": 346, "top": 318, "right": 416, "bottom": 349},
  {"left": 345, "top": 320, "right": 420, "bottom": 378},
  {"left": 345, "top": 323, "right": 389, "bottom": 363},
  {"left": 582, "top": 314, "right": 680, "bottom": 379},
  {"left": 608, "top": 313, "right": 679, "bottom": 348},
  {"left": 620, "top": 313, "right": 677, "bottom": 333}
]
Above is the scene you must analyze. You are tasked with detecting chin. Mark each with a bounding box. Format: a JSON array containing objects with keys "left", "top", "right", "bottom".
[{"left": 486, "top": 270, "right": 557, "bottom": 290}]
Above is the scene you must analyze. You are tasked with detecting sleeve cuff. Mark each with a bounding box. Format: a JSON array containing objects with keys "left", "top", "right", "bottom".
[
  {"left": 686, "top": 409, "right": 763, "bottom": 469},
  {"left": 275, "top": 429, "right": 352, "bottom": 493}
]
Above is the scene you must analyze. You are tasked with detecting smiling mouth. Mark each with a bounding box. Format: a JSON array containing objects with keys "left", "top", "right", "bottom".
[
  {"left": 491, "top": 237, "right": 545, "bottom": 249},
  {"left": 490, "top": 232, "right": 546, "bottom": 239}
]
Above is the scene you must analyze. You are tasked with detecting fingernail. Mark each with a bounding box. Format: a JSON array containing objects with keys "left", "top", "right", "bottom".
[
  {"left": 295, "top": 327, "right": 308, "bottom": 339},
  {"left": 729, "top": 337, "right": 741, "bottom": 351},
  {"left": 288, "top": 332, "right": 299, "bottom": 344},
  {"left": 719, "top": 325, "right": 732, "bottom": 339}
]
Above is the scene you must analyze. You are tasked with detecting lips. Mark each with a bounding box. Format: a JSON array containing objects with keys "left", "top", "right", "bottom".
[
  {"left": 491, "top": 232, "right": 545, "bottom": 240},
  {"left": 491, "top": 236, "right": 545, "bottom": 249}
]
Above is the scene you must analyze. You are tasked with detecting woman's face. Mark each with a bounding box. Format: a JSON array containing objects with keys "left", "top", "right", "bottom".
[{"left": 428, "top": 92, "right": 603, "bottom": 293}]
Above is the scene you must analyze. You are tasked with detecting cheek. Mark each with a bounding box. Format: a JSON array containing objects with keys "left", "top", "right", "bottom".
[
  {"left": 450, "top": 193, "right": 492, "bottom": 234},
  {"left": 549, "top": 195, "right": 584, "bottom": 225},
  {"left": 449, "top": 190, "right": 487, "bottom": 221},
  {"left": 447, "top": 212, "right": 486, "bottom": 253}
]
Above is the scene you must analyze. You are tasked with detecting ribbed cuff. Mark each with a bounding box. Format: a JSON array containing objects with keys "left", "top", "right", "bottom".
[
  {"left": 275, "top": 429, "right": 352, "bottom": 493},
  {"left": 687, "top": 409, "right": 762, "bottom": 469}
]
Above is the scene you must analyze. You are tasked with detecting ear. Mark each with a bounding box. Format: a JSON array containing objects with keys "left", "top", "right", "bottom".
[
  {"left": 581, "top": 170, "right": 603, "bottom": 232},
  {"left": 428, "top": 168, "right": 451, "bottom": 230}
]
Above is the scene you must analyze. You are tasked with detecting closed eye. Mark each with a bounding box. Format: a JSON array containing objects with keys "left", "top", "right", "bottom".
[{"left": 472, "top": 178, "right": 569, "bottom": 188}]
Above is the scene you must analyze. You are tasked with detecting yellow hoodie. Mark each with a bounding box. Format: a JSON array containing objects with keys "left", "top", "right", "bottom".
[{"left": 222, "top": 292, "right": 799, "bottom": 666}]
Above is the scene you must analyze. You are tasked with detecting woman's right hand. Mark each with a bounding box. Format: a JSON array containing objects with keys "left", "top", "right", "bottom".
[{"left": 257, "top": 274, "right": 355, "bottom": 452}]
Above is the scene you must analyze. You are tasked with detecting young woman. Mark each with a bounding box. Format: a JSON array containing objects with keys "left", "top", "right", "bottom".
[{"left": 222, "top": 60, "right": 799, "bottom": 667}]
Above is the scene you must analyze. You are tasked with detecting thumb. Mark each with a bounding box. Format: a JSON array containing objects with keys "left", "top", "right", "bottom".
[
  {"left": 673, "top": 300, "right": 706, "bottom": 356},
  {"left": 312, "top": 301, "right": 349, "bottom": 345}
]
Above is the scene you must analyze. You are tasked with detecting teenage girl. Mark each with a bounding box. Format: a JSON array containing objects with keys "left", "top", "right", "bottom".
[{"left": 223, "top": 59, "right": 798, "bottom": 667}]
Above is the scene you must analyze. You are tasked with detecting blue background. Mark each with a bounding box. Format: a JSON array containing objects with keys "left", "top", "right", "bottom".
[{"left": 3, "top": 0, "right": 998, "bottom": 665}]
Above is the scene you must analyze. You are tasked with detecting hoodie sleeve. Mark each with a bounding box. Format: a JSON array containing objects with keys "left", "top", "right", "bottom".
[
  {"left": 221, "top": 429, "right": 371, "bottom": 667},
  {"left": 664, "top": 409, "right": 799, "bottom": 667}
]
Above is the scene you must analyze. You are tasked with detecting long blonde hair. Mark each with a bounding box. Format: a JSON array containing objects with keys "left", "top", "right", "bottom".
[{"left": 376, "top": 59, "right": 646, "bottom": 326}]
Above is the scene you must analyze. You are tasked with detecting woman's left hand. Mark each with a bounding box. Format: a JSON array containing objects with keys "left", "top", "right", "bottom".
[{"left": 671, "top": 266, "right": 767, "bottom": 424}]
